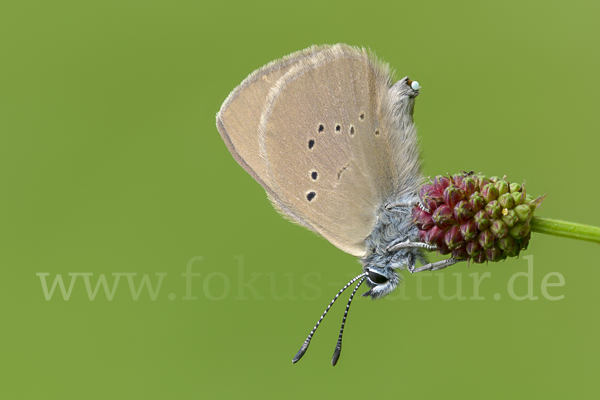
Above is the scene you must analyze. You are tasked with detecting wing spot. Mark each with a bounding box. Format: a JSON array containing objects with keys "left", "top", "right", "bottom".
[
  {"left": 335, "top": 124, "right": 341, "bottom": 132},
  {"left": 311, "top": 171, "right": 318, "bottom": 180},
  {"left": 308, "top": 139, "right": 315, "bottom": 149},
  {"left": 375, "top": 129, "right": 380, "bottom": 136},
  {"left": 318, "top": 124, "right": 325, "bottom": 133},
  {"left": 337, "top": 163, "right": 350, "bottom": 182},
  {"left": 307, "top": 191, "right": 316, "bottom": 201},
  {"left": 359, "top": 113, "right": 365, "bottom": 121},
  {"left": 349, "top": 125, "right": 355, "bottom": 136}
]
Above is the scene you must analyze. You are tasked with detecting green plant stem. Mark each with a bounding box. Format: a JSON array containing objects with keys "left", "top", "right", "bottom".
[{"left": 530, "top": 217, "right": 600, "bottom": 244}]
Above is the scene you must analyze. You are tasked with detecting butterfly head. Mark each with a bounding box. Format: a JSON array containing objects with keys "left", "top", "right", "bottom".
[
  {"left": 362, "top": 245, "right": 418, "bottom": 299},
  {"left": 362, "top": 245, "right": 420, "bottom": 299},
  {"left": 362, "top": 265, "right": 400, "bottom": 300},
  {"left": 401, "top": 76, "right": 421, "bottom": 97}
]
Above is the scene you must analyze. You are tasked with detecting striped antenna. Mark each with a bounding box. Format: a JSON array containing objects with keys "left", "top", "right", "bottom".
[
  {"left": 292, "top": 272, "right": 367, "bottom": 364},
  {"left": 331, "top": 276, "right": 366, "bottom": 366}
]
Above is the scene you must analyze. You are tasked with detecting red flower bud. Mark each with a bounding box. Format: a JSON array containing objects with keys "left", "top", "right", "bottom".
[
  {"left": 413, "top": 206, "right": 434, "bottom": 230},
  {"left": 426, "top": 226, "right": 446, "bottom": 248},
  {"left": 466, "top": 240, "right": 481, "bottom": 256},
  {"left": 472, "top": 251, "right": 487, "bottom": 264},
  {"left": 485, "top": 245, "right": 503, "bottom": 262},
  {"left": 419, "top": 184, "right": 436, "bottom": 200},
  {"left": 438, "top": 246, "right": 451, "bottom": 255},
  {"left": 414, "top": 173, "right": 543, "bottom": 265},
  {"left": 420, "top": 184, "right": 443, "bottom": 211},
  {"left": 454, "top": 200, "right": 474, "bottom": 224},
  {"left": 452, "top": 247, "right": 468, "bottom": 260},
  {"left": 460, "top": 220, "right": 478, "bottom": 241},
  {"left": 469, "top": 193, "right": 485, "bottom": 213},
  {"left": 452, "top": 173, "right": 466, "bottom": 188},
  {"left": 433, "top": 176, "right": 451, "bottom": 194},
  {"left": 432, "top": 205, "right": 456, "bottom": 229},
  {"left": 443, "top": 185, "right": 465, "bottom": 209},
  {"left": 444, "top": 225, "right": 464, "bottom": 250},
  {"left": 478, "top": 230, "right": 495, "bottom": 249},
  {"left": 460, "top": 177, "right": 477, "bottom": 198}
]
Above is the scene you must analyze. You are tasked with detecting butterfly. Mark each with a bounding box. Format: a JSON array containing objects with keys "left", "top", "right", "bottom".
[{"left": 216, "top": 44, "right": 458, "bottom": 365}]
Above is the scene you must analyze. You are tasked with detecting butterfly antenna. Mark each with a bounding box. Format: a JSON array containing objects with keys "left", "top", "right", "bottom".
[
  {"left": 331, "top": 276, "right": 366, "bottom": 366},
  {"left": 292, "top": 272, "right": 367, "bottom": 364}
]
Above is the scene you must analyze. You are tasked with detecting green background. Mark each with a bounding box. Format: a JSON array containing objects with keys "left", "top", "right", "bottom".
[{"left": 2, "top": 0, "right": 599, "bottom": 398}]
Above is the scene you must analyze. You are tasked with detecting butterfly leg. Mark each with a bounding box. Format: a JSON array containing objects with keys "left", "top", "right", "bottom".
[
  {"left": 412, "top": 258, "right": 465, "bottom": 273},
  {"left": 386, "top": 201, "right": 430, "bottom": 214},
  {"left": 386, "top": 239, "right": 437, "bottom": 253}
]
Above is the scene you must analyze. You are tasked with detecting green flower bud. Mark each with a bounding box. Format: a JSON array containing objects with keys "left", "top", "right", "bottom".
[
  {"left": 485, "top": 200, "right": 502, "bottom": 219},
  {"left": 509, "top": 182, "right": 521, "bottom": 193},
  {"left": 514, "top": 204, "right": 532, "bottom": 222},
  {"left": 497, "top": 236, "right": 515, "bottom": 252},
  {"left": 520, "top": 233, "right": 531, "bottom": 251},
  {"left": 481, "top": 184, "right": 499, "bottom": 203},
  {"left": 476, "top": 175, "right": 490, "bottom": 190},
  {"left": 490, "top": 219, "right": 508, "bottom": 238},
  {"left": 501, "top": 209, "right": 518, "bottom": 228},
  {"left": 509, "top": 222, "right": 528, "bottom": 239},
  {"left": 474, "top": 210, "right": 490, "bottom": 231},
  {"left": 525, "top": 194, "right": 533, "bottom": 204},
  {"left": 498, "top": 193, "right": 515, "bottom": 209},
  {"left": 495, "top": 180, "right": 509, "bottom": 196},
  {"left": 511, "top": 191, "right": 525, "bottom": 206}
]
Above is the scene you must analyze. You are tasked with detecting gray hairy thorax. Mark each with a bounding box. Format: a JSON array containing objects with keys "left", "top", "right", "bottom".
[
  {"left": 362, "top": 196, "right": 422, "bottom": 266},
  {"left": 359, "top": 194, "right": 425, "bottom": 300},
  {"left": 360, "top": 194, "right": 427, "bottom": 300}
]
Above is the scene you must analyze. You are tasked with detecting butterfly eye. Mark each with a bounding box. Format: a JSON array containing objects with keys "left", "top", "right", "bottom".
[{"left": 367, "top": 269, "right": 388, "bottom": 284}]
